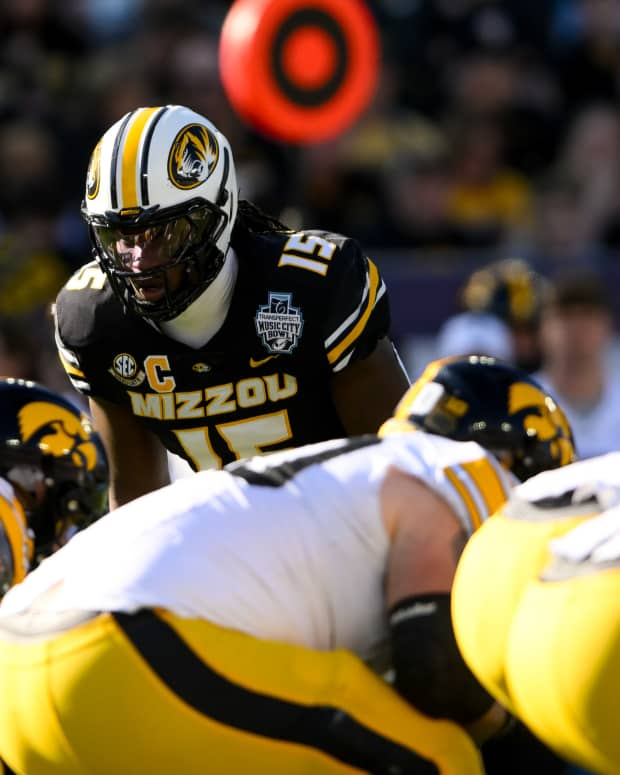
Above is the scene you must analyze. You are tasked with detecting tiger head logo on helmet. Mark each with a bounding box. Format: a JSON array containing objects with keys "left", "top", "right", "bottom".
[{"left": 168, "top": 123, "right": 219, "bottom": 189}]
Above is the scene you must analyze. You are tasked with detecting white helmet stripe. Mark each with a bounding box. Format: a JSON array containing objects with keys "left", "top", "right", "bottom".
[{"left": 139, "top": 106, "right": 170, "bottom": 206}]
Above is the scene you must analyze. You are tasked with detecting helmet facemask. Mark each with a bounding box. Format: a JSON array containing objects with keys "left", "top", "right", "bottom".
[
  {"left": 0, "top": 378, "right": 110, "bottom": 567},
  {"left": 1, "top": 445, "right": 108, "bottom": 564},
  {"left": 88, "top": 199, "right": 227, "bottom": 322}
]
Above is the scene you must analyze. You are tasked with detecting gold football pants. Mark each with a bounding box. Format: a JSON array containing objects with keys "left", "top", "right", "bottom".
[
  {"left": 453, "top": 510, "right": 619, "bottom": 774},
  {"left": 0, "top": 608, "right": 484, "bottom": 775}
]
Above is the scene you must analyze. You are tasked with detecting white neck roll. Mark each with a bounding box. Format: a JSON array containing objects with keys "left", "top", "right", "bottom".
[{"left": 159, "top": 250, "right": 239, "bottom": 348}]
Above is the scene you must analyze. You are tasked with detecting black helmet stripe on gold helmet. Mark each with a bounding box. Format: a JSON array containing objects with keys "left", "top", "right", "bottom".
[
  {"left": 380, "top": 355, "right": 576, "bottom": 481},
  {"left": 0, "top": 378, "right": 109, "bottom": 561}
]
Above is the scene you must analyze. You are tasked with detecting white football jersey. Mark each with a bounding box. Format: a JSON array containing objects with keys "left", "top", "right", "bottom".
[
  {"left": 505, "top": 451, "right": 620, "bottom": 571},
  {"left": 1, "top": 433, "right": 512, "bottom": 664},
  {"left": 511, "top": 451, "right": 620, "bottom": 513}
]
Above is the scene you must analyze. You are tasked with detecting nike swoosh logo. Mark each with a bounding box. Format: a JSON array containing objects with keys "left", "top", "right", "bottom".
[{"left": 249, "top": 355, "right": 280, "bottom": 368}]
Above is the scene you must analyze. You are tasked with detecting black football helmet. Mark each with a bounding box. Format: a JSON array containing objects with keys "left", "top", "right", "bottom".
[
  {"left": 0, "top": 378, "right": 109, "bottom": 562},
  {"left": 461, "top": 258, "right": 546, "bottom": 330},
  {"left": 380, "top": 355, "right": 575, "bottom": 481}
]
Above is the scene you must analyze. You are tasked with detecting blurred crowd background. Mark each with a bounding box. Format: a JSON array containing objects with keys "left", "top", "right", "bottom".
[
  {"left": 2, "top": 0, "right": 620, "bottom": 467},
  {"left": 0, "top": 2, "right": 615, "bottom": 771}
]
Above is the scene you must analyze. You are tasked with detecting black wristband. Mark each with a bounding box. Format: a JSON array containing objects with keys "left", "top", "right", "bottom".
[{"left": 389, "top": 592, "right": 495, "bottom": 724}]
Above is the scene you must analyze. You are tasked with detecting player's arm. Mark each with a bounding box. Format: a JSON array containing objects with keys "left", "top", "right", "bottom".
[
  {"left": 54, "top": 294, "right": 170, "bottom": 507},
  {"left": 89, "top": 396, "right": 170, "bottom": 509},
  {"left": 320, "top": 238, "right": 410, "bottom": 433},
  {"left": 384, "top": 470, "right": 509, "bottom": 743},
  {"left": 330, "top": 337, "right": 410, "bottom": 434}
]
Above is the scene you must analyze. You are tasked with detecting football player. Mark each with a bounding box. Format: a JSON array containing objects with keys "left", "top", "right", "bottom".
[
  {"left": 453, "top": 451, "right": 620, "bottom": 775},
  {"left": 460, "top": 257, "right": 547, "bottom": 373},
  {"left": 0, "top": 357, "right": 573, "bottom": 775},
  {"left": 0, "top": 378, "right": 109, "bottom": 596},
  {"left": 53, "top": 104, "right": 410, "bottom": 509},
  {"left": 384, "top": 356, "right": 577, "bottom": 775}
]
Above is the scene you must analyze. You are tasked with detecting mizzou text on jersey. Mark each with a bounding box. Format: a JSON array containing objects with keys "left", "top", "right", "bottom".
[{"left": 55, "top": 226, "right": 393, "bottom": 471}]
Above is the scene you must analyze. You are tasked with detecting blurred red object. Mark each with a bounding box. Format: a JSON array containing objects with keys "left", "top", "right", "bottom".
[{"left": 219, "top": 0, "right": 380, "bottom": 144}]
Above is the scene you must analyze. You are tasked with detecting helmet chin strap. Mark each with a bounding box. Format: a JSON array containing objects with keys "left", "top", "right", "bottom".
[{"left": 158, "top": 249, "right": 239, "bottom": 348}]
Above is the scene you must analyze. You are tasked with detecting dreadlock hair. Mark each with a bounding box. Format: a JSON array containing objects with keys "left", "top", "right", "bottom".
[{"left": 234, "top": 199, "right": 293, "bottom": 235}]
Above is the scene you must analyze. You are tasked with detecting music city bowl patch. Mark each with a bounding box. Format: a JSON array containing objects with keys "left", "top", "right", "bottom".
[
  {"left": 255, "top": 292, "right": 304, "bottom": 354},
  {"left": 109, "top": 353, "right": 146, "bottom": 387}
]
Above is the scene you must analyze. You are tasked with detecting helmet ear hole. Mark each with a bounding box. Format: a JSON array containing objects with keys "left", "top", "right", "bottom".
[{"left": 383, "top": 355, "right": 576, "bottom": 482}]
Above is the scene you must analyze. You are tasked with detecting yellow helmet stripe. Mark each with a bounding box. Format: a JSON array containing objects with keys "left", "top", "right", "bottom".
[
  {"left": 120, "top": 107, "right": 159, "bottom": 208},
  {"left": 327, "top": 259, "right": 380, "bottom": 365}
]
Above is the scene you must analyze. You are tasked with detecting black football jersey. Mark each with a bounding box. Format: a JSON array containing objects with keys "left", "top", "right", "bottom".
[{"left": 54, "top": 227, "right": 390, "bottom": 470}]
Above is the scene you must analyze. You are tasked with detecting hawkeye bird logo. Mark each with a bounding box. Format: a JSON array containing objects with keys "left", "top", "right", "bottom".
[
  {"left": 18, "top": 402, "right": 99, "bottom": 471},
  {"left": 168, "top": 123, "right": 219, "bottom": 190},
  {"left": 509, "top": 382, "right": 574, "bottom": 467}
]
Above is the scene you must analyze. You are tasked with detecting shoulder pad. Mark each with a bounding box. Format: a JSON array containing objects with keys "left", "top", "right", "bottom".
[{"left": 55, "top": 261, "right": 120, "bottom": 348}]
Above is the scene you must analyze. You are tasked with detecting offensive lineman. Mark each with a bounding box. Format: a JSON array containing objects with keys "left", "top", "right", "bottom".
[{"left": 0, "top": 357, "right": 574, "bottom": 775}]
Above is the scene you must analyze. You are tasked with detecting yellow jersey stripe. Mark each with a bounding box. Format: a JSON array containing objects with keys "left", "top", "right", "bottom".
[
  {"left": 459, "top": 458, "right": 510, "bottom": 518},
  {"left": 120, "top": 107, "right": 159, "bottom": 208},
  {"left": 327, "top": 259, "right": 380, "bottom": 365},
  {"left": 58, "top": 352, "right": 85, "bottom": 378},
  {"left": 445, "top": 466, "right": 483, "bottom": 531}
]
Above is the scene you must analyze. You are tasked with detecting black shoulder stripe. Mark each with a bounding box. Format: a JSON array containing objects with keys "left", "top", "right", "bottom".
[{"left": 225, "top": 435, "right": 380, "bottom": 487}]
